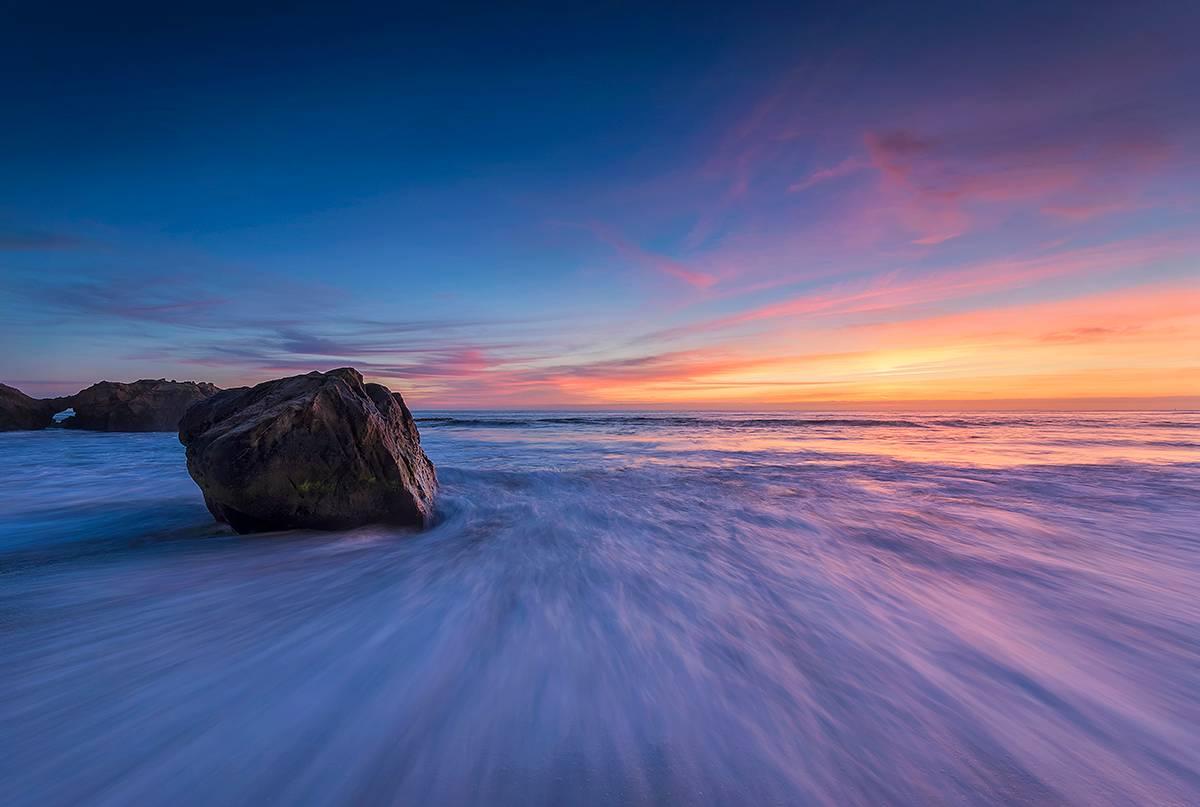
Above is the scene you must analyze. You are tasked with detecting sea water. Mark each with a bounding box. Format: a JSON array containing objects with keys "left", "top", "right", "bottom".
[{"left": 1, "top": 412, "right": 1198, "bottom": 805}]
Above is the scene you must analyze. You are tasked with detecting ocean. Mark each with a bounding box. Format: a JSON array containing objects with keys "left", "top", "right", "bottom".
[{"left": 1, "top": 412, "right": 1198, "bottom": 805}]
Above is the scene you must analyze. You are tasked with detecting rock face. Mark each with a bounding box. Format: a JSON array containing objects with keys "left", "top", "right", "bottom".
[
  {"left": 62, "top": 379, "right": 220, "bottom": 432},
  {"left": 0, "top": 384, "right": 56, "bottom": 431},
  {"left": 178, "top": 368, "right": 437, "bottom": 533}
]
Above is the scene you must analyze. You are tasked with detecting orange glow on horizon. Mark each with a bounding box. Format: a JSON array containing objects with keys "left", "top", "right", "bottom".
[{"left": 383, "top": 282, "right": 1199, "bottom": 408}]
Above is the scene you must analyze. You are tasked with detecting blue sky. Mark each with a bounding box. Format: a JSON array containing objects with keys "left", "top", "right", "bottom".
[{"left": 2, "top": 1, "right": 1198, "bottom": 406}]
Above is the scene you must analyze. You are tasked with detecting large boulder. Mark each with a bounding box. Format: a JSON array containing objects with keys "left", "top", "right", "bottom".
[
  {"left": 0, "top": 383, "right": 56, "bottom": 431},
  {"left": 61, "top": 379, "right": 220, "bottom": 432},
  {"left": 178, "top": 368, "right": 437, "bottom": 533}
]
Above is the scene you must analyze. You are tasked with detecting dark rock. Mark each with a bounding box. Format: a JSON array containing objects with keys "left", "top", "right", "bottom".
[
  {"left": 178, "top": 368, "right": 437, "bottom": 533},
  {"left": 0, "top": 383, "right": 56, "bottom": 431},
  {"left": 61, "top": 379, "right": 220, "bottom": 432}
]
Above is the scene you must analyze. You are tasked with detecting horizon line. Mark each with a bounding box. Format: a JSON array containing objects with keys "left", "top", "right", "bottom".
[
  {"left": 7, "top": 378, "right": 1197, "bottom": 412},
  {"left": 412, "top": 397, "right": 1200, "bottom": 413}
]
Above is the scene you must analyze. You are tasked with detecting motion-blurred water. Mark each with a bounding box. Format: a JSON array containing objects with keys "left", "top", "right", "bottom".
[{"left": 2, "top": 412, "right": 1198, "bottom": 806}]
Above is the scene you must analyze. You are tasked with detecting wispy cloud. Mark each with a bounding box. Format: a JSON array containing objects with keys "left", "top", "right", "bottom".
[
  {"left": 789, "top": 156, "right": 868, "bottom": 193},
  {"left": 584, "top": 223, "right": 717, "bottom": 288},
  {"left": 857, "top": 124, "right": 1172, "bottom": 244},
  {"left": 1038, "top": 325, "right": 1144, "bottom": 343},
  {"left": 647, "top": 235, "right": 1194, "bottom": 343}
]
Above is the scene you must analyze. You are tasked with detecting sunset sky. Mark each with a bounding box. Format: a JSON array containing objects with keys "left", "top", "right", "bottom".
[{"left": 2, "top": 2, "right": 1198, "bottom": 408}]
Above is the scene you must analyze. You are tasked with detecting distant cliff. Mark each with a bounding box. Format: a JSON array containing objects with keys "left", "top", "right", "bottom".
[
  {"left": 1, "top": 379, "right": 220, "bottom": 432},
  {"left": 0, "top": 383, "right": 57, "bottom": 431}
]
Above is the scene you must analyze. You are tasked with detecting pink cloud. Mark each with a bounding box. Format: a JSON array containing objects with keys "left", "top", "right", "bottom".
[
  {"left": 587, "top": 223, "right": 717, "bottom": 288},
  {"left": 1041, "top": 200, "right": 1140, "bottom": 222},
  {"left": 857, "top": 126, "right": 1174, "bottom": 244},
  {"left": 789, "top": 156, "right": 868, "bottom": 192},
  {"left": 671, "top": 235, "right": 1194, "bottom": 335},
  {"left": 852, "top": 280, "right": 1200, "bottom": 349}
]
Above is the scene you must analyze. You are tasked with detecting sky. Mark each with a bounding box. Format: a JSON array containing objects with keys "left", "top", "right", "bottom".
[{"left": 2, "top": 1, "right": 1198, "bottom": 409}]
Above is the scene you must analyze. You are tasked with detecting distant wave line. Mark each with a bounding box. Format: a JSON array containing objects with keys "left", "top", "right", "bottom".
[{"left": 415, "top": 414, "right": 1200, "bottom": 430}]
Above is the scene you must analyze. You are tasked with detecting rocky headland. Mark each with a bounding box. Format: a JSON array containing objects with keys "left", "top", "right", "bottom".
[
  {"left": 0, "top": 383, "right": 58, "bottom": 431},
  {"left": 0, "top": 379, "right": 219, "bottom": 432},
  {"left": 59, "top": 379, "right": 221, "bottom": 432}
]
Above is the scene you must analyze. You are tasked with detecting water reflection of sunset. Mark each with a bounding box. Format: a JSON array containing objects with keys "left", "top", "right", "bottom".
[{"left": 422, "top": 411, "right": 1200, "bottom": 469}]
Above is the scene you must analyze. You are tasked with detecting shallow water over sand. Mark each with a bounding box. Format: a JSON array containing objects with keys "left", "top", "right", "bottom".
[{"left": 2, "top": 412, "right": 1198, "bottom": 805}]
